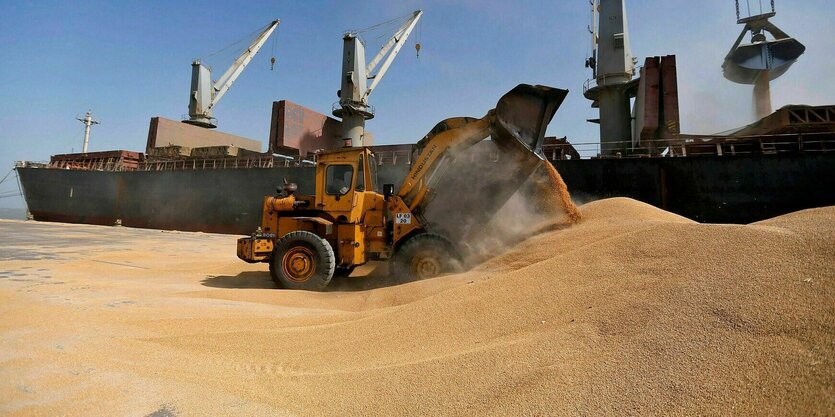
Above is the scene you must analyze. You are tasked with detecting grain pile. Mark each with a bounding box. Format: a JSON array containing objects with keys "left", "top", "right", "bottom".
[{"left": 1, "top": 198, "right": 833, "bottom": 416}]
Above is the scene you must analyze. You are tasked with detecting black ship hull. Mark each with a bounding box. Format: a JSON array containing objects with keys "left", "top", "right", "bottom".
[
  {"left": 554, "top": 153, "right": 835, "bottom": 223},
  {"left": 17, "top": 153, "right": 835, "bottom": 234},
  {"left": 17, "top": 167, "right": 325, "bottom": 234}
]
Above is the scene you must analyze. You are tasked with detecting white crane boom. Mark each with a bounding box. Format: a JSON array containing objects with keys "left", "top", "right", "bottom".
[
  {"left": 333, "top": 10, "right": 423, "bottom": 147},
  {"left": 185, "top": 19, "right": 280, "bottom": 128},
  {"left": 364, "top": 10, "right": 422, "bottom": 101},
  {"left": 212, "top": 19, "right": 280, "bottom": 108}
]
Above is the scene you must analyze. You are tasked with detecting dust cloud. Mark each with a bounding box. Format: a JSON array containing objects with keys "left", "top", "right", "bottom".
[
  {"left": 753, "top": 70, "right": 772, "bottom": 120},
  {"left": 418, "top": 140, "right": 581, "bottom": 267}
]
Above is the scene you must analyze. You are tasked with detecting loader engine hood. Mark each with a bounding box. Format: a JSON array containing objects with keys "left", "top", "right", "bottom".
[{"left": 492, "top": 84, "right": 568, "bottom": 159}]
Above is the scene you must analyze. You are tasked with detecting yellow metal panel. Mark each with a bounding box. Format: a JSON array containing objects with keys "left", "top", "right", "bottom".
[
  {"left": 236, "top": 238, "right": 250, "bottom": 260},
  {"left": 237, "top": 237, "right": 273, "bottom": 262},
  {"left": 252, "top": 238, "right": 273, "bottom": 258},
  {"left": 388, "top": 196, "right": 421, "bottom": 245},
  {"left": 336, "top": 224, "right": 366, "bottom": 267},
  {"left": 261, "top": 196, "right": 280, "bottom": 235},
  {"left": 349, "top": 191, "right": 365, "bottom": 223},
  {"left": 360, "top": 191, "right": 387, "bottom": 256},
  {"left": 278, "top": 217, "right": 314, "bottom": 235},
  {"left": 366, "top": 226, "right": 387, "bottom": 255},
  {"left": 360, "top": 192, "right": 385, "bottom": 226}
]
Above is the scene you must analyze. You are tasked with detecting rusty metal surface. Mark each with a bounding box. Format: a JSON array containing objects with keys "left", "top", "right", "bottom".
[
  {"left": 269, "top": 100, "right": 343, "bottom": 156},
  {"left": 733, "top": 105, "right": 835, "bottom": 136},
  {"left": 660, "top": 55, "right": 680, "bottom": 137},
  {"left": 146, "top": 117, "right": 262, "bottom": 153},
  {"left": 636, "top": 57, "right": 660, "bottom": 143},
  {"left": 542, "top": 136, "right": 580, "bottom": 160},
  {"left": 49, "top": 150, "right": 142, "bottom": 171}
]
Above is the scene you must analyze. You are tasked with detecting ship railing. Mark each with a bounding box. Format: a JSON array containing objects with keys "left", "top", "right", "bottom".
[
  {"left": 583, "top": 69, "right": 638, "bottom": 96},
  {"left": 552, "top": 131, "right": 835, "bottom": 160},
  {"left": 14, "top": 161, "right": 48, "bottom": 168},
  {"left": 137, "top": 155, "right": 317, "bottom": 171},
  {"left": 49, "top": 158, "right": 128, "bottom": 171},
  {"left": 23, "top": 132, "right": 835, "bottom": 174},
  {"left": 135, "top": 134, "right": 831, "bottom": 169},
  {"left": 137, "top": 151, "right": 421, "bottom": 172}
]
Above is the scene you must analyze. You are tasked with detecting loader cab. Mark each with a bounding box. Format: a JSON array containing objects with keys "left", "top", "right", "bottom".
[{"left": 315, "top": 148, "right": 379, "bottom": 222}]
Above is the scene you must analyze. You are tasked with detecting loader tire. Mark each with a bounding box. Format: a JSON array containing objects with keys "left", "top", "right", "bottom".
[
  {"left": 391, "top": 233, "right": 461, "bottom": 282},
  {"left": 270, "top": 231, "right": 335, "bottom": 291}
]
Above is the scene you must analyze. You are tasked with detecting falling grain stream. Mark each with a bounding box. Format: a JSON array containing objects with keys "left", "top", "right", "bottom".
[{"left": 543, "top": 161, "right": 582, "bottom": 223}]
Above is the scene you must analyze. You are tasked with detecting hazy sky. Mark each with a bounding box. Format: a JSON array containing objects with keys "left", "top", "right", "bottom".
[{"left": 1, "top": 0, "right": 833, "bottom": 208}]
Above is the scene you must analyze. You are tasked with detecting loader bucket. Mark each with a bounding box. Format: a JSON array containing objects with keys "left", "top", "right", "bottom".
[
  {"left": 493, "top": 84, "right": 568, "bottom": 159},
  {"left": 419, "top": 84, "right": 570, "bottom": 262}
]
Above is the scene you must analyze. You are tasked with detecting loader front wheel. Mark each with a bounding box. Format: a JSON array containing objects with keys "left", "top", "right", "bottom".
[
  {"left": 270, "top": 231, "right": 335, "bottom": 291},
  {"left": 391, "top": 233, "right": 460, "bottom": 282}
]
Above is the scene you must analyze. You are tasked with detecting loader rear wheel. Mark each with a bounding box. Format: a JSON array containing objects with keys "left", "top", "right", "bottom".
[
  {"left": 270, "top": 231, "right": 335, "bottom": 291},
  {"left": 391, "top": 233, "right": 461, "bottom": 282}
]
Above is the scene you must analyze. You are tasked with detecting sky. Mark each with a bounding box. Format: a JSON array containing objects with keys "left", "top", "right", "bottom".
[{"left": 1, "top": 0, "right": 833, "bottom": 209}]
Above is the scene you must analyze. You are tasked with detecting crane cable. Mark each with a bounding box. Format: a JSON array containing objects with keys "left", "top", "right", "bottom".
[
  {"left": 355, "top": 11, "right": 423, "bottom": 58},
  {"left": 369, "top": 15, "right": 411, "bottom": 43},
  {"left": 415, "top": 15, "right": 422, "bottom": 58},
  {"left": 202, "top": 21, "right": 273, "bottom": 61},
  {"left": 352, "top": 11, "right": 420, "bottom": 64},
  {"left": 353, "top": 11, "right": 414, "bottom": 35},
  {"left": 735, "top": 0, "right": 775, "bottom": 21},
  {"left": 0, "top": 168, "right": 14, "bottom": 186},
  {"left": 0, "top": 169, "right": 22, "bottom": 200},
  {"left": 270, "top": 26, "right": 278, "bottom": 71}
]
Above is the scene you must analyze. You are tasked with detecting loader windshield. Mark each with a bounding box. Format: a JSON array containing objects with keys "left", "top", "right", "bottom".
[{"left": 326, "top": 165, "right": 353, "bottom": 195}]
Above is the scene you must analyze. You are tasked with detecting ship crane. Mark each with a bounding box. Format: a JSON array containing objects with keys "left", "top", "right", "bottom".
[
  {"left": 334, "top": 10, "right": 423, "bottom": 147},
  {"left": 582, "top": 0, "right": 636, "bottom": 156},
  {"left": 184, "top": 19, "right": 280, "bottom": 129}
]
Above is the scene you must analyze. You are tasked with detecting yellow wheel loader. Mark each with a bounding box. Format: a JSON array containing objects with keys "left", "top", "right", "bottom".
[{"left": 237, "top": 84, "right": 567, "bottom": 290}]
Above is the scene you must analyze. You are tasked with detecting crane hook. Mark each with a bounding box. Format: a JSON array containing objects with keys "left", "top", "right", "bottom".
[
  {"left": 270, "top": 56, "right": 276, "bottom": 71},
  {"left": 415, "top": 43, "right": 421, "bottom": 58}
]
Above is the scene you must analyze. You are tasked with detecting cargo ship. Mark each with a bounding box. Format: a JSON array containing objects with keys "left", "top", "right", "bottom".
[
  {"left": 13, "top": 2, "right": 835, "bottom": 234},
  {"left": 15, "top": 98, "right": 835, "bottom": 235}
]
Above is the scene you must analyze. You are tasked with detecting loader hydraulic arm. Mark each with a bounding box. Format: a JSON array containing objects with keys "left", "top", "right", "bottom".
[
  {"left": 395, "top": 84, "right": 568, "bottom": 215},
  {"left": 396, "top": 112, "right": 496, "bottom": 211}
]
